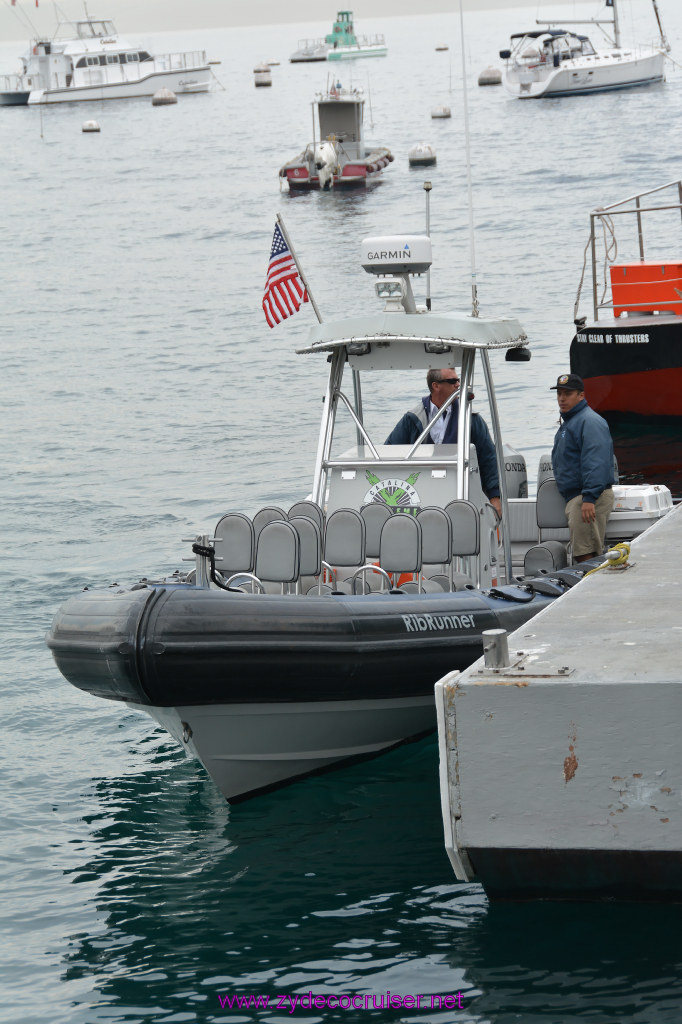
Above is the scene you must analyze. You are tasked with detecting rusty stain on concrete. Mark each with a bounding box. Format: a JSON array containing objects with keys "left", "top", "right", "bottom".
[{"left": 563, "top": 723, "right": 578, "bottom": 783}]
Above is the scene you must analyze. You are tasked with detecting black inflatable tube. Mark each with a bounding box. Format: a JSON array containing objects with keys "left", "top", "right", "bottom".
[{"left": 46, "top": 580, "right": 565, "bottom": 708}]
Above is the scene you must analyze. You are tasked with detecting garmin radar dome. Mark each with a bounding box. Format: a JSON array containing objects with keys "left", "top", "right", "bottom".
[{"left": 361, "top": 236, "right": 432, "bottom": 275}]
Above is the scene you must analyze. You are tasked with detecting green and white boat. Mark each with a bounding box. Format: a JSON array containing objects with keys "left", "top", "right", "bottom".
[{"left": 290, "top": 11, "right": 387, "bottom": 64}]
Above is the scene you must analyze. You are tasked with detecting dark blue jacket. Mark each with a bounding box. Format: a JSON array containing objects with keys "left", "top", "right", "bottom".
[
  {"left": 385, "top": 396, "right": 500, "bottom": 500},
  {"left": 551, "top": 398, "right": 615, "bottom": 504}
]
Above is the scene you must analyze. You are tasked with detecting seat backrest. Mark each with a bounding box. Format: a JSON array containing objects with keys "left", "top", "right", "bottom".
[
  {"left": 536, "top": 479, "right": 568, "bottom": 530},
  {"left": 289, "top": 516, "right": 322, "bottom": 577},
  {"left": 418, "top": 506, "right": 452, "bottom": 564},
  {"left": 252, "top": 506, "right": 287, "bottom": 542},
  {"left": 213, "top": 512, "right": 255, "bottom": 575},
  {"left": 288, "top": 500, "right": 324, "bottom": 531},
  {"left": 324, "top": 508, "right": 365, "bottom": 568},
  {"left": 254, "top": 519, "right": 300, "bottom": 584},
  {"left": 524, "top": 540, "right": 567, "bottom": 577},
  {"left": 360, "top": 503, "right": 392, "bottom": 559},
  {"left": 379, "top": 513, "right": 422, "bottom": 574},
  {"left": 445, "top": 499, "right": 480, "bottom": 556}
]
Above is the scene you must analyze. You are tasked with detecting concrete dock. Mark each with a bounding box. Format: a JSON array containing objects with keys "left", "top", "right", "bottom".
[{"left": 436, "top": 501, "right": 682, "bottom": 901}]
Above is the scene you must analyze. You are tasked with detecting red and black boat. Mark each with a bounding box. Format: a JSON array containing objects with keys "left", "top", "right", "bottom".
[{"left": 570, "top": 180, "right": 682, "bottom": 424}]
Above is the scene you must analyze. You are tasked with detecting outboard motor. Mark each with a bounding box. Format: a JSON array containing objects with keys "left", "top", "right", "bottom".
[
  {"left": 537, "top": 452, "right": 554, "bottom": 491},
  {"left": 503, "top": 444, "right": 527, "bottom": 499},
  {"left": 537, "top": 452, "right": 618, "bottom": 491},
  {"left": 315, "top": 141, "right": 338, "bottom": 190}
]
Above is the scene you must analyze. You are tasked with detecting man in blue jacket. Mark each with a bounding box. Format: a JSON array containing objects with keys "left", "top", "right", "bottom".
[
  {"left": 385, "top": 368, "right": 501, "bottom": 516},
  {"left": 550, "top": 372, "right": 615, "bottom": 563}
]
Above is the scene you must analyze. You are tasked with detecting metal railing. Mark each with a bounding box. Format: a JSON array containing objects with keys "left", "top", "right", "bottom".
[
  {"left": 0, "top": 74, "right": 27, "bottom": 91},
  {"left": 587, "top": 179, "right": 682, "bottom": 320}
]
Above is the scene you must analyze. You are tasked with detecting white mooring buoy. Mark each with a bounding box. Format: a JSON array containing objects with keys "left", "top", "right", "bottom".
[
  {"left": 408, "top": 142, "right": 437, "bottom": 167},
  {"left": 253, "top": 62, "right": 272, "bottom": 87},
  {"left": 81, "top": 119, "right": 100, "bottom": 133},
  {"left": 431, "top": 105, "right": 451, "bottom": 119},
  {"left": 152, "top": 88, "right": 177, "bottom": 106},
  {"left": 478, "top": 65, "right": 502, "bottom": 86}
]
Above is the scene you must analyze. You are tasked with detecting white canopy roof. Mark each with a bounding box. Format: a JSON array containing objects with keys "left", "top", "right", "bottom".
[{"left": 297, "top": 311, "right": 528, "bottom": 366}]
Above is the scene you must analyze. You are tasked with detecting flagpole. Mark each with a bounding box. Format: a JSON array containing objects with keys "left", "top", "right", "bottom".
[
  {"left": 275, "top": 215, "right": 365, "bottom": 448},
  {"left": 276, "top": 213, "right": 323, "bottom": 324}
]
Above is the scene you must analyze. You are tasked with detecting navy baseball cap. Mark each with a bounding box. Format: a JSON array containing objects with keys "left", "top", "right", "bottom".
[{"left": 550, "top": 373, "right": 584, "bottom": 391}]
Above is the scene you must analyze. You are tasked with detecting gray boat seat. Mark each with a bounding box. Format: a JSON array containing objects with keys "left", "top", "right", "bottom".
[
  {"left": 360, "top": 503, "right": 392, "bottom": 559},
  {"left": 213, "top": 512, "right": 255, "bottom": 587},
  {"left": 524, "top": 540, "right": 568, "bottom": 577},
  {"left": 418, "top": 505, "right": 453, "bottom": 590},
  {"left": 289, "top": 515, "right": 323, "bottom": 594},
  {"left": 444, "top": 498, "right": 481, "bottom": 588},
  {"left": 288, "top": 500, "right": 324, "bottom": 531},
  {"left": 323, "top": 508, "right": 366, "bottom": 594},
  {"left": 253, "top": 519, "right": 300, "bottom": 595},
  {"left": 357, "top": 504, "right": 392, "bottom": 591},
  {"left": 444, "top": 499, "right": 480, "bottom": 555},
  {"left": 379, "top": 513, "right": 440, "bottom": 594},
  {"left": 252, "top": 506, "right": 287, "bottom": 543},
  {"left": 536, "top": 479, "right": 568, "bottom": 538},
  {"left": 426, "top": 572, "right": 474, "bottom": 591}
]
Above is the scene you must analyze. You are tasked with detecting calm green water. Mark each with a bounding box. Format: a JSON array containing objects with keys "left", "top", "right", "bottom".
[{"left": 2, "top": 4, "right": 681, "bottom": 1021}]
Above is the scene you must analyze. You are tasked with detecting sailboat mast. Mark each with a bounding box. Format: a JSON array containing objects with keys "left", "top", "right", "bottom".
[
  {"left": 651, "top": 0, "right": 671, "bottom": 51},
  {"left": 611, "top": 0, "right": 620, "bottom": 49}
]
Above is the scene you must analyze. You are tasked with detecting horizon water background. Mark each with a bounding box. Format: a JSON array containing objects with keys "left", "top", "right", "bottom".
[
  {"left": 2, "top": 3, "right": 682, "bottom": 1022},
  {"left": 0, "top": 0, "right": 602, "bottom": 42}
]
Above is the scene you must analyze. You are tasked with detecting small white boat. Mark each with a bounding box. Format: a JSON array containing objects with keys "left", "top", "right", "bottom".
[
  {"left": 0, "top": 15, "right": 211, "bottom": 106},
  {"left": 279, "top": 82, "right": 393, "bottom": 190},
  {"left": 408, "top": 142, "right": 437, "bottom": 167},
  {"left": 289, "top": 39, "right": 329, "bottom": 64},
  {"left": 499, "top": 0, "right": 670, "bottom": 99},
  {"left": 431, "top": 105, "right": 451, "bottom": 119}
]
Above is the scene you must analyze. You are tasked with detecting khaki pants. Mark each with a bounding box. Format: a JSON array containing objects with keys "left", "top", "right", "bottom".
[{"left": 565, "top": 489, "right": 615, "bottom": 558}]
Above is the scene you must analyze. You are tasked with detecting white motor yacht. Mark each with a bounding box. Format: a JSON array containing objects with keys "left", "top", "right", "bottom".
[{"left": 0, "top": 15, "right": 211, "bottom": 105}]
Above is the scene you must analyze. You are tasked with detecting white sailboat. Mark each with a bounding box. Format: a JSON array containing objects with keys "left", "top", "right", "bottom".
[{"left": 499, "top": 0, "right": 670, "bottom": 99}]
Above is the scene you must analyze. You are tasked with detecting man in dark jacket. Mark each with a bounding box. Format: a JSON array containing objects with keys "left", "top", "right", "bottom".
[
  {"left": 385, "top": 368, "right": 501, "bottom": 516},
  {"left": 550, "top": 372, "right": 615, "bottom": 562}
]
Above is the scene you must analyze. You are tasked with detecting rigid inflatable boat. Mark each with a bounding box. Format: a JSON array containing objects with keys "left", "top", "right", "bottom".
[
  {"left": 47, "top": 230, "right": 672, "bottom": 801},
  {"left": 278, "top": 82, "right": 393, "bottom": 190}
]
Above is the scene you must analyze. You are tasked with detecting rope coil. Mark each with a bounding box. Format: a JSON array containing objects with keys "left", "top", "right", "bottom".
[{"left": 583, "top": 542, "right": 631, "bottom": 577}]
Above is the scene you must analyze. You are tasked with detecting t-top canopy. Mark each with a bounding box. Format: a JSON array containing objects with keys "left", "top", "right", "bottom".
[{"left": 297, "top": 311, "right": 528, "bottom": 364}]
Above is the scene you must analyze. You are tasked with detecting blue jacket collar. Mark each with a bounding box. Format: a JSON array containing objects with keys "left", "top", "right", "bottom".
[{"left": 561, "top": 397, "right": 587, "bottom": 423}]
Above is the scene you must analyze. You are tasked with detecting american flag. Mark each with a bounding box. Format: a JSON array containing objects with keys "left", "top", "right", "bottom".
[{"left": 262, "top": 223, "right": 308, "bottom": 328}]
